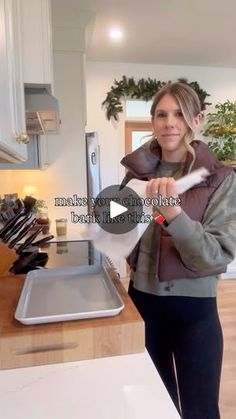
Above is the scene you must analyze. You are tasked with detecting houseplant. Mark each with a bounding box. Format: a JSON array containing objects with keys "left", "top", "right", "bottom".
[
  {"left": 202, "top": 100, "right": 236, "bottom": 161},
  {"left": 33, "top": 199, "right": 50, "bottom": 234}
]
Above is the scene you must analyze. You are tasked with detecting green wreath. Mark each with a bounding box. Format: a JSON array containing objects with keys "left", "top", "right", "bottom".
[{"left": 102, "top": 76, "right": 211, "bottom": 121}]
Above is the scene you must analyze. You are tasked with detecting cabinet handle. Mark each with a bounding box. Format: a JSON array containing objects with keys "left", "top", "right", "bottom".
[
  {"left": 14, "top": 342, "right": 78, "bottom": 355},
  {"left": 15, "top": 132, "right": 30, "bottom": 144},
  {"left": 91, "top": 151, "right": 96, "bottom": 165}
]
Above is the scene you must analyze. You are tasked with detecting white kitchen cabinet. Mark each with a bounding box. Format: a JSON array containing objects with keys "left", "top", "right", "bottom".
[
  {"left": 0, "top": 135, "right": 51, "bottom": 169},
  {"left": 0, "top": 0, "right": 27, "bottom": 163},
  {"left": 20, "top": 0, "right": 53, "bottom": 86},
  {"left": 0, "top": 0, "right": 53, "bottom": 164}
]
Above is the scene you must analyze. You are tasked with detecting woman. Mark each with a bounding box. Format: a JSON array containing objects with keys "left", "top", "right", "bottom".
[{"left": 120, "top": 82, "right": 236, "bottom": 419}]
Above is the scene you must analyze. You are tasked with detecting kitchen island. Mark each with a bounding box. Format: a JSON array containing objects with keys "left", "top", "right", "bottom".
[
  {"left": 0, "top": 248, "right": 180, "bottom": 418},
  {"left": 0, "top": 267, "right": 144, "bottom": 369},
  {"left": 0, "top": 350, "right": 180, "bottom": 419}
]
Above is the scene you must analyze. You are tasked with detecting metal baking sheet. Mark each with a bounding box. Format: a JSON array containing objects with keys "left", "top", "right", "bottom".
[{"left": 15, "top": 265, "right": 124, "bottom": 325}]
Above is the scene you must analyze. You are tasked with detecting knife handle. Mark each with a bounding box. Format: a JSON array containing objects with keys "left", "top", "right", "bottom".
[
  {"left": 0, "top": 196, "right": 36, "bottom": 239},
  {"left": 28, "top": 234, "right": 54, "bottom": 248},
  {"left": 8, "top": 218, "right": 37, "bottom": 249},
  {"left": 16, "top": 226, "right": 44, "bottom": 254},
  {"left": 0, "top": 208, "right": 25, "bottom": 239},
  {"left": 2, "top": 212, "right": 33, "bottom": 243}
]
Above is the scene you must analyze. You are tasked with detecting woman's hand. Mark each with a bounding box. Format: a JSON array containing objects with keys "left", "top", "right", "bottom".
[{"left": 146, "top": 177, "right": 181, "bottom": 223}]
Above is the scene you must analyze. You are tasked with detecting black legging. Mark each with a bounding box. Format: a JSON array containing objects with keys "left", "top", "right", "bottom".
[{"left": 128, "top": 282, "right": 223, "bottom": 419}]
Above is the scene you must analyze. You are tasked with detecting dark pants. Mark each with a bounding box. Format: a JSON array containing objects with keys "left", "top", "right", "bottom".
[{"left": 128, "top": 282, "right": 223, "bottom": 419}]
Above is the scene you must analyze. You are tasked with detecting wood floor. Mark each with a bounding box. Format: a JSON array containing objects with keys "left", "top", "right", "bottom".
[
  {"left": 121, "top": 277, "right": 236, "bottom": 419},
  {"left": 218, "top": 279, "right": 236, "bottom": 419}
]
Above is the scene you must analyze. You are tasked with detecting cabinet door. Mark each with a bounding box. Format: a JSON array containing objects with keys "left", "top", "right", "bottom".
[
  {"left": 0, "top": 0, "right": 27, "bottom": 162},
  {"left": 20, "top": 0, "right": 53, "bottom": 85}
]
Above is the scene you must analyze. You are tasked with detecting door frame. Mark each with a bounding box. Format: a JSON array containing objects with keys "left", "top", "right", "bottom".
[{"left": 125, "top": 121, "right": 153, "bottom": 155}]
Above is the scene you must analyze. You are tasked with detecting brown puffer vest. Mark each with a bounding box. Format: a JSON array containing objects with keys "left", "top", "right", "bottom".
[{"left": 120, "top": 140, "right": 233, "bottom": 281}]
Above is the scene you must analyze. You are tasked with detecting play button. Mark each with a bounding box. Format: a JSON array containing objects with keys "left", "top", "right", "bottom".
[
  {"left": 110, "top": 201, "right": 128, "bottom": 219},
  {"left": 93, "top": 184, "right": 144, "bottom": 234}
]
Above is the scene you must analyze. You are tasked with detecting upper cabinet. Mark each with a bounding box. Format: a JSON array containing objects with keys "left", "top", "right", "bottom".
[
  {"left": 0, "top": 0, "right": 53, "bottom": 163},
  {"left": 0, "top": 0, "right": 27, "bottom": 163},
  {"left": 20, "top": 0, "right": 53, "bottom": 86}
]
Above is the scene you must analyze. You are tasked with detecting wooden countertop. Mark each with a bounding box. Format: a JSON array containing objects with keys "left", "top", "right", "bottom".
[{"left": 0, "top": 268, "right": 145, "bottom": 370}]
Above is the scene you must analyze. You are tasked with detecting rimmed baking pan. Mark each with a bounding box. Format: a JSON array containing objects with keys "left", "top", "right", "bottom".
[{"left": 15, "top": 265, "right": 124, "bottom": 325}]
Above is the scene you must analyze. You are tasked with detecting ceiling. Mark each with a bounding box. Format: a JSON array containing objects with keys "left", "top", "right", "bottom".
[{"left": 74, "top": 0, "right": 236, "bottom": 68}]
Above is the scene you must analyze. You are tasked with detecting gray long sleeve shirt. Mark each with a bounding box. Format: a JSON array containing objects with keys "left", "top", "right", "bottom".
[{"left": 132, "top": 161, "right": 236, "bottom": 297}]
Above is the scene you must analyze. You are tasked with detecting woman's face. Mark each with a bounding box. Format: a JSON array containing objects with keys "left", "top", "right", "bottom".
[{"left": 152, "top": 94, "right": 191, "bottom": 154}]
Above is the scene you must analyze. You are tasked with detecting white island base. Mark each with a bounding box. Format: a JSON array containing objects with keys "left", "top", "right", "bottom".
[{"left": 0, "top": 351, "right": 180, "bottom": 419}]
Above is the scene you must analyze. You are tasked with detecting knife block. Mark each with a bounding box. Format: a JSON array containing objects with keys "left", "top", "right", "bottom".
[{"left": 0, "top": 241, "right": 18, "bottom": 276}]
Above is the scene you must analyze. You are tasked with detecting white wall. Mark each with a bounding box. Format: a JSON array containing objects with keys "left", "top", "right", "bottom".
[{"left": 86, "top": 61, "right": 236, "bottom": 188}]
